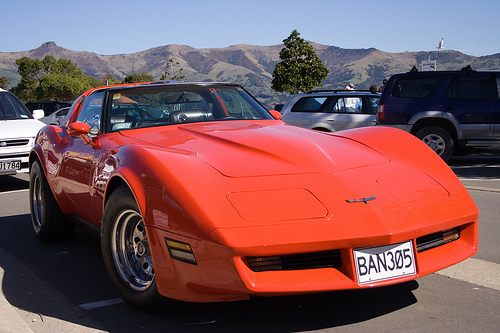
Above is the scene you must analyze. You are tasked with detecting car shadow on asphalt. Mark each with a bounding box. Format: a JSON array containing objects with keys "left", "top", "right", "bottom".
[
  {"left": 0, "top": 213, "right": 419, "bottom": 332},
  {"left": 156, "top": 281, "right": 419, "bottom": 332},
  {"left": 0, "top": 175, "right": 29, "bottom": 193}
]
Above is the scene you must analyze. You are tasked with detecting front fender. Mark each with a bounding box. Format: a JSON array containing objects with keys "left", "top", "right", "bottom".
[
  {"left": 332, "top": 126, "right": 456, "bottom": 179},
  {"left": 104, "top": 144, "right": 216, "bottom": 240}
]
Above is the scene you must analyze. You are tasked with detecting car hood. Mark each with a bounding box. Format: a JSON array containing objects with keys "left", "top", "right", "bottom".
[
  {"left": 0, "top": 119, "right": 45, "bottom": 139},
  {"left": 121, "top": 121, "right": 389, "bottom": 177}
]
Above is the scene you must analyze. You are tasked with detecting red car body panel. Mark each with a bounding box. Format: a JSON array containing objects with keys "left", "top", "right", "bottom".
[{"left": 30, "top": 83, "right": 478, "bottom": 303}]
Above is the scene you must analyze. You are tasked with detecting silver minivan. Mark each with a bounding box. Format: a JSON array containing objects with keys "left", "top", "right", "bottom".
[{"left": 281, "top": 90, "right": 380, "bottom": 132}]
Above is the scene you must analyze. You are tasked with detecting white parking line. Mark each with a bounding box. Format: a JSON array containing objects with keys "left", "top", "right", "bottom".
[
  {"left": 436, "top": 257, "right": 500, "bottom": 291},
  {"left": 464, "top": 186, "right": 500, "bottom": 193},
  {"left": 0, "top": 189, "right": 29, "bottom": 195},
  {"left": 78, "top": 298, "right": 124, "bottom": 310}
]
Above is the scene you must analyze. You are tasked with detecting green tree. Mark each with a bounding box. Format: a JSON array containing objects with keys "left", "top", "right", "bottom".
[
  {"left": 123, "top": 72, "right": 154, "bottom": 83},
  {"left": 11, "top": 55, "right": 95, "bottom": 102},
  {"left": 272, "top": 30, "right": 329, "bottom": 95},
  {"left": 37, "top": 74, "right": 87, "bottom": 101},
  {"left": 160, "top": 59, "right": 186, "bottom": 81}
]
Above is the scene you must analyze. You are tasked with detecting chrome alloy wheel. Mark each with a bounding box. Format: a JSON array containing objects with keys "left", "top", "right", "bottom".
[
  {"left": 421, "top": 133, "right": 446, "bottom": 156},
  {"left": 111, "top": 209, "right": 154, "bottom": 291},
  {"left": 31, "top": 173, "right": 43, "bottom": 232}
]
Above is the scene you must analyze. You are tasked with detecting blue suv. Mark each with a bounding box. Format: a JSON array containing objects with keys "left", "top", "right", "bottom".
[{"left": 377, "top": 66, "right": 500, "bottom": 161}]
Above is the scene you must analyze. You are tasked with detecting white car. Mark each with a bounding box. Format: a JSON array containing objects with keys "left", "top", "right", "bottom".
[
  {"left": 0, "top": 88, "right": 46, "bottom": 175},
  {"left": 40, "top": 107, "right": 70, "bottom": 125},
  {"left": 281, "top": 90, "right": 380, "bottom": 132}
]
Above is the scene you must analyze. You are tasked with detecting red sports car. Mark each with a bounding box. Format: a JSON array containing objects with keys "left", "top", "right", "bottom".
[{"left": 29, "top": 82, "right": 478, "bottom": 310}]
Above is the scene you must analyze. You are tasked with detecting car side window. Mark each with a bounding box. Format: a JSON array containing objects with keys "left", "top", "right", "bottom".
[
  {"left": 291, "top": 97, "right": 328, "bottom": 112},
  {"left": 340, "top": 97, "right": 362, "bottom": 113},
  {"left": 76, "top": 92, "right": 105, "bottom": 129},
  {"left": 446, "top": 74, "right": 497, "bottom": 100},
  {"left": 392, "top": 75, "right": 445, "bottom": 99},
  {"left": 367, "top": 97, "right": 379, "bottom": 114}
]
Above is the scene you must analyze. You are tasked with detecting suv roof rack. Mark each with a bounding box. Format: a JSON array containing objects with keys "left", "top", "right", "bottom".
[{"left": 408, "top": 65, "right": 475, "bottom": 74}]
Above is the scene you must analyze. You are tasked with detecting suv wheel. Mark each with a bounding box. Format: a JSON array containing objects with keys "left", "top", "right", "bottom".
[{"left": 415, "top": 126, "right": 454, "bottom": 161}]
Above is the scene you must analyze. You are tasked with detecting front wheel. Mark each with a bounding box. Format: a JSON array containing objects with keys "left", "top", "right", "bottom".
[
  {"left": 101, "top": 185, "right": 163, "bottom": 310},
  {"left": 415, "top": 126, "right": 454, "bottom": 161},
  {"left": 29, "top": 160, "right": 75, "bottom": 241}
]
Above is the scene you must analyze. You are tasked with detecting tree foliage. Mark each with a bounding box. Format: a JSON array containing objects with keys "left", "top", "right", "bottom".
[
  {"left": 11, "top": 55, "right": 97, "bottom": 102},
  {"left": 123, "top": 72, "right": 154, "bottom": 83},
  {"left": 160, "top": 59, "right": 186, "bottom": 81},
  {"left": 272, "top": 30, "right": 329, "bottom": 95}
]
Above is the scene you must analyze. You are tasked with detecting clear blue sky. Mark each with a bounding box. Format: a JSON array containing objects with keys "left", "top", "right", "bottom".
[{"left": 3, "top": 0, "right": 500, "bottom": 57}]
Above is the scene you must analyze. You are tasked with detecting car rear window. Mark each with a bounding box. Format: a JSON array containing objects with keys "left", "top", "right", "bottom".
[
  {"left": 391, "top": 74, "right": 446, "bottom": 99},
  {"left": 446, "top": 74, "right": 497, "bottom": 100},
  {"left": 291, "top": 97, "right": 328, "bottom": 112}
]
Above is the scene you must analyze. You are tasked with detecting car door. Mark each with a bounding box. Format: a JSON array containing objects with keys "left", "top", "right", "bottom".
[
  {"left": 282, "top": 96, "right": 331, "bottom": 130},
  {"left": 57, "top": 92, "right": 105, "bottom": 223},
  {"left": 323, "top": 96, "right": 378, "bottom": 131},
  {"left": 443, "top": 73, "right": 497, "bottom": 139}
]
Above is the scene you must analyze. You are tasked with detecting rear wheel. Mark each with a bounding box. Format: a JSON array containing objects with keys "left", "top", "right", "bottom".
[
  {"left": 415, "top": 126, "right": 454, "bottom": 161},
  {"left": 101, "top": 185, "right": 164, "bottom": 311},
  {"left": 29, "top": 160, "right": 75, "bottom": 241}
]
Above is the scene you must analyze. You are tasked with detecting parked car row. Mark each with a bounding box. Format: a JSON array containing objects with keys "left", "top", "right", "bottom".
[
  {"left": 279, "top": 66, "right": 500, "bottom": 161},
  {"left": 3, "top": 65, "right": 499, "bottom": 178}
]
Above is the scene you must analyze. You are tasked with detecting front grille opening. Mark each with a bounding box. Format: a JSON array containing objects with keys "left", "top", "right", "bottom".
[
  {"left": 247, "top": 249, "right": 342, "bottom": 272},
  {"left": 416, "top": 227, "right": 460, "bottom": 253},
  {"left": 0, "top": 139, "right": 30, "bottom": 147}
]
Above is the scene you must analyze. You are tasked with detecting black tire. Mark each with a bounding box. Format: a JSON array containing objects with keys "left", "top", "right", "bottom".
[
  {"left": 101, "top": 185, "right": 164, "bottom": 311},
  {"left": 29, "top": 160, "right": 75, "bottom": 241},
  {"left": 415, "top": 126, "right": 454, "bottom": 161}
]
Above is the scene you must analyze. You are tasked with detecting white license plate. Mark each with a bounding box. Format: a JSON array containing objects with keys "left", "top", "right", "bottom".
[
  {"left": 354, "top": 241, "right": 416, "bottom": 285},
  {"left": 0, "top": 160, "right": 21, "bottom": 171}
]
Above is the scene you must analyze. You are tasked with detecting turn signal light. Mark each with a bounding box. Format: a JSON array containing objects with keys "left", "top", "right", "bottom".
[{"left": 165, "top": 239, "right": 197, "bottom": 265}]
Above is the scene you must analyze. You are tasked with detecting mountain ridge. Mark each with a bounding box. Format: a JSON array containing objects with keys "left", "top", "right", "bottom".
[{"left": 1, "top": 41, "right": 499, "bottom": 108}]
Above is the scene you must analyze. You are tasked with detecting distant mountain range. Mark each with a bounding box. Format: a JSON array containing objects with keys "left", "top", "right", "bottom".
[{"left": 1, "top": 41, "right": 499, "bottom": 108}]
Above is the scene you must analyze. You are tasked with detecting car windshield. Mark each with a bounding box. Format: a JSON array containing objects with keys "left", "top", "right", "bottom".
[
  {"left": 105, "top": 85, "right": 272, "bottom": 132},
  {"left": 0, "top": 92, "right": 33, "bottom": 120}
]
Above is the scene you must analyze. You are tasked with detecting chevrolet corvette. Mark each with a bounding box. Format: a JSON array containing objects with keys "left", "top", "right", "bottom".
[{"left": 29, "top": 81, "right": 478, "bottom": 310}]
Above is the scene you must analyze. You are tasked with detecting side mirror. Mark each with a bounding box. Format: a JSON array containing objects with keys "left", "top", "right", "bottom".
[
  {"left": 67, "top": 122, "right": 102, "bottom": 149},
  {"left": 68, "top": 122, "right": 90, "bottom": 136},
  {"left": 32, "top": 109, "right": 45, "bottom": 119},
  {"left": 269, "top": 110, "right": 283, "bottom": 120}
]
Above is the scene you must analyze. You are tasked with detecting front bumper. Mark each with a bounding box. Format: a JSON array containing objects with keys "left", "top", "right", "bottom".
[{"left": 147, "top": 197, "right": 478, "bottom": 303}]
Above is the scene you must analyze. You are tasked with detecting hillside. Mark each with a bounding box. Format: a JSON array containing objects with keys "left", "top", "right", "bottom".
[{"left": 1, "top": 41, "right": 500, "bottom": 108}]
